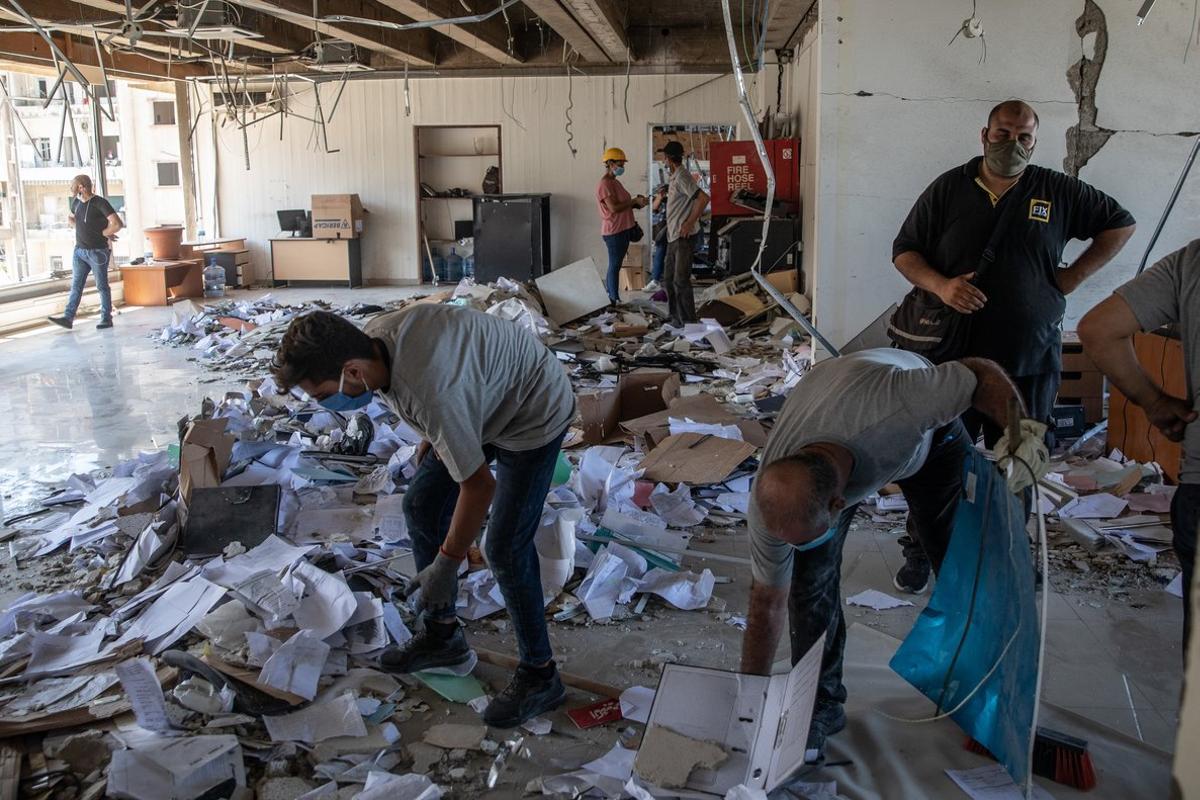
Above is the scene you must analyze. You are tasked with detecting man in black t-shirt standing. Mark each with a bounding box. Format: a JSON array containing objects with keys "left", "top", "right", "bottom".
[
  {"left": 49, "top": 174, "right": 123, "bottom": 330},
  {"left": 889, "top": 99, "right": 1136, "bottom": 593}
]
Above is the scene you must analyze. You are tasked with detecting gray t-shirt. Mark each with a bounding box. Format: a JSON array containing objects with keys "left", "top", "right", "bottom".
[
  {"left": 747, "top": 348, "right": 978, "bottom": 586},
  {"left": 364, "top": 304, "right": 577, "bottom": 482},
  {"left": 1114, "top": 239, "right": 1200, "bottom": 484},
  {"left": 666, "top": 166, "right": 701, "bottom": 243}
]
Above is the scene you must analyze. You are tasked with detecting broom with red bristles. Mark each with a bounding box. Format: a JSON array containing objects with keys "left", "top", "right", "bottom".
[{"left": 964, "top": 727, "right": 1096, "bottom": 791}]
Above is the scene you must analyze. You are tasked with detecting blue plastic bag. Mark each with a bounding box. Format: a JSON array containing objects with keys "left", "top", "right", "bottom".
[{"left": 890, "top": 448, "right": 1039, "bottom": 786}]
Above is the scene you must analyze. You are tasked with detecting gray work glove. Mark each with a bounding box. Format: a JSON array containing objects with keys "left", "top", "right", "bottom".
[
  {"left": 402, "top": 551, "right": 461, "bottom": 615},
  {"left": 995, "top": 419, "right": 1050, "bottom": 495}
]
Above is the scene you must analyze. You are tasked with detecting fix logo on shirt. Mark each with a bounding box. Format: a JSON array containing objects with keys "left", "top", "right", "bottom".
[{"left": 1029, "top": 198, "right": 1052, "bottom": 223}]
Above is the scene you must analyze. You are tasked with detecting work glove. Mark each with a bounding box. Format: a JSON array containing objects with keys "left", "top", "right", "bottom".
[
  {"left": 401, "top": 551, "right": 461, "bottom": 616},
  {"left": 994, "top": 419, "right": 1050, "bottom": 495}
]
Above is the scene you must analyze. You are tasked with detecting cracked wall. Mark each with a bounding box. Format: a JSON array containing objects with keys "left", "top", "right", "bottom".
[{"left": 1064, "top": 0, "right": 1113, "bottom": 176}]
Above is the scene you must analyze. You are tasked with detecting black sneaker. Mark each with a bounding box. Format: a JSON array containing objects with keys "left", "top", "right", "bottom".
[
  {"left": 378, "top": 619, "right": 472, "bottom": 674},
  {"left": 96, "top": 319, "right": 113, "bottom": 330},
  {"left": 47, "top": 315, "right": 72, "bottom": 329},
  {"left": 805, "top": 702, "right": 847, "bottom": 753},
  {"left": 482, "top": 663, "right": 567, "bottom": 728},
  {"left": 894, "top": 534, "right": 931, "bottom": 594}
]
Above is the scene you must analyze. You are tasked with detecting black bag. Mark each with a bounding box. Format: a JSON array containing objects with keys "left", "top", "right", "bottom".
[
  {"left": 628, "top": 222, "right": 645, "bottom": 243},
  {"left": 887, "top": 182, "right": 1030, "bottom": 363}
]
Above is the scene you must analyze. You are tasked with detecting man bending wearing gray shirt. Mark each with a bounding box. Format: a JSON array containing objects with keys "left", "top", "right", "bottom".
[
  {"left": 740, "top": 348, "right": 1025, "bottom": 752},
  {"left": 272, "top": 305, "right": 577, "bottom": 728},
  {"left": 1080, "top": 242, "right": 1200, "bottom": 653}
]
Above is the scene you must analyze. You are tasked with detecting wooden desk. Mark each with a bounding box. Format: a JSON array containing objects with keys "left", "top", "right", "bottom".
[
  {"left": 120, "top": 258, "right": 204, "bottom": 306},
  {"left": 270, "top": 237, "right": 362, "bottom": 287},
  {"left": 180, "top": 237, "right": 247, "bottom": 260},
  {"left": 1108, "top": 330, "right": 1185, "bottom": 482}
]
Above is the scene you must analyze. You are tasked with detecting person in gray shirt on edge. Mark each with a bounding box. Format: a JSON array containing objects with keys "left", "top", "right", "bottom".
[
  {"left": 1079, "top": 241, "right": 1200, "bottom": 654},
  {"left": 271, "top": 305, "right": 577, "bottom": 728},
  {"left": 740, "top": 348, "right": 1029, "bottom": 754}
]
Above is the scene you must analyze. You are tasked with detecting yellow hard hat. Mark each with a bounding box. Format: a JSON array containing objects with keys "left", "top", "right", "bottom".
[{"left": 602, "top": 147, "right": 628, "bottom": 163}]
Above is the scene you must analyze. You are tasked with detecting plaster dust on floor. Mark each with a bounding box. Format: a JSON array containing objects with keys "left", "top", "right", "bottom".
[{"left": 0, "top": 285, "right": 1186, "bottom": 799}]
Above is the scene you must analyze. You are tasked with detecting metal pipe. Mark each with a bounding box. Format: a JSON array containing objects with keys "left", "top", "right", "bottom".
[
  {"left": 1135, "top": 134, "right": 1200, "bottom": 275},
  {"left": 92, "top": 31, "right": 116, "bottom": 122}
]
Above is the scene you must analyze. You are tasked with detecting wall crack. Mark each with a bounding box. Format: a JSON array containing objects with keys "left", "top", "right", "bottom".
[{"left": 1065, "top": 0, "right": 1112, "bottom": 176}]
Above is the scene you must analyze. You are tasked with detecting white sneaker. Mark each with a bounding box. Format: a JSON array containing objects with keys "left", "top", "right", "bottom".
[{"left": 643, "top": 280, "right": 661, "bottom": 292}]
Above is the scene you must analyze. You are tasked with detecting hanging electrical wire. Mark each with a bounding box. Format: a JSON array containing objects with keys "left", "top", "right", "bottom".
[
  {"left": 563, "top": 52, "right": 578, "bottom": 158},
  {"left": 325, "top": 0, "right": 523, "bottom": 32}
]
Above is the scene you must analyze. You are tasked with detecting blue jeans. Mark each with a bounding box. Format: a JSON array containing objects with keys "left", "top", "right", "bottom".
[
  {"left": 65, "top": 247, "right": 112, "bottom": 322},
  {"left": 790, "top": 421, "right": 971, "bottom": 725},
  {"left": 602, "top": 227, "right": 634, "bottom": 303},
  {"left": 651, "top": 240, "right": 666, "bottom": 283},
  {"left": 403, "top": 429, "right": 568, "bottom": 666}
]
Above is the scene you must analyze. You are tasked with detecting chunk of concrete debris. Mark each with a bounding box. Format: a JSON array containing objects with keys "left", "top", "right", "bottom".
[
  {"left": 47, "top": 729, "right": 113, "bottom": 775},
  {"left": 634, "top": 725, "right": 728, "bottom": 789},
  {"left": 256, "top": 777, "right": 318, "bottom": 800},
  {"left": 422, "top": 723, "right": 487, "bottom": 750},
  {"left": 406, "top": 742, "right": 445, "bottom": 774}
]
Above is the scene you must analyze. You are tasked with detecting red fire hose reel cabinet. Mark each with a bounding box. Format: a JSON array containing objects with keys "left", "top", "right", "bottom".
[{"left": 709, "top": 138, "right": 801, "bottom": 216}]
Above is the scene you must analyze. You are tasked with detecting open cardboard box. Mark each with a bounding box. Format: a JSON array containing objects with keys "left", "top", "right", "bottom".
[
  {"left": 633, "top": 634, "right": 824, "bottom": 797},
  {"left": 577, "top": 369, "right": 681, "bottom": 444},
  {"left": 622, "top": 393, "right": 767, "bottom": 451}
]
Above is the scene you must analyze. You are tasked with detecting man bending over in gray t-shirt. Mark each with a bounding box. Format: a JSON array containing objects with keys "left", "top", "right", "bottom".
[
  {"left": 272, "top": 306, "right": 576, "bottom": 729},
  {"left": 740, "top": 348, "right": 1029, "bottom": 754}
]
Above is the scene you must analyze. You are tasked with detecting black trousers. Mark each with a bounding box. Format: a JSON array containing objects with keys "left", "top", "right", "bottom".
[
  {"left": 962, "top": 370, "right": 1060, "bottom": 450},
  {"left": 789, "top": 421, "right": 972, "bottom": 722},
  {"left": 1173, "top": 483, "right": 1200, "bottom": 656}
]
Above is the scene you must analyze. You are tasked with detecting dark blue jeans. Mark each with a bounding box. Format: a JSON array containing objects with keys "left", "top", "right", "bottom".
[
  {"left": 402, "top": 429, "right": 567, "bottom": 666},
  {"left": 602, "top": 227, "right": 634, "bottom": 303},
  {"left": 1172, "top": 483, "right": 1200, "bottom": 655},
  {"left": 790, "top": 421, "right": 971, "bottom": 723},
  {"left": 651, "top": 240, "right": 666, "bottom": 283}
]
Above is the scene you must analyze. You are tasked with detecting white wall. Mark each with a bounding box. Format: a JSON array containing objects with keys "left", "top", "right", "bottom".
[
  {"left": 811, "top": 0, "right": 1200, "bottom": 349},
  {"left": 205, "top": 73, "right": 742, "bottom": 284}
]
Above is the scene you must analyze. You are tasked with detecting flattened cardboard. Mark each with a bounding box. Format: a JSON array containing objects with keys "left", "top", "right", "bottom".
[
  {"left": 696, "top": 292, "right": 765, "bottom": 327},
  {"left": 638, "top": 433, "right": 756, "bottom": 485},
  {"left": 622, "top": 394, "right": 767, "bottom": 450},
  {"left": 579, "top": 369, "right": 682, "bottom": 445},
  {"left": 763, "top": 269, "right": 799, "bottom": 294},
  {"left": 535, "top": 257, "right": 611, "bottom": 325},
  {"left": 179, "top": 419, "right": 235, "bottom": 503}
]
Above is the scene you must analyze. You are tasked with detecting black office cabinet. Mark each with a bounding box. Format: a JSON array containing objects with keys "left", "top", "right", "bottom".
[{"left": 472, "top": 194, "right": 551, "bottom": 282}]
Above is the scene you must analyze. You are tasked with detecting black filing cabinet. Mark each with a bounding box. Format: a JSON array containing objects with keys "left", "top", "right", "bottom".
[{"left": 472, "top": 194, "right": 551, "bottom": 283}]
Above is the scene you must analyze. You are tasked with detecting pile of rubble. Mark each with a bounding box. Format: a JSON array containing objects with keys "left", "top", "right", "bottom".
[{"left": 0, "top": 266, "right": 1182, "bottom": 799}]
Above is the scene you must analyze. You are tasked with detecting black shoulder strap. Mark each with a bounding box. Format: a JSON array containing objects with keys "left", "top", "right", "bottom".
[{"left": 975, "top": 174, "right": 1035, "bottom": 281}]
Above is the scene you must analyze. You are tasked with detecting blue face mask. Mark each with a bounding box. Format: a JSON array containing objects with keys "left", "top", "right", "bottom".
[
  {"left": 794, "top": 524, "right": 837, "bottom": 552},
  {"left": 319, "top": 371, "right": 374, "bottom": 412},
  {"left": 612, "top": 165, "right": 625, "bottom": 177}
]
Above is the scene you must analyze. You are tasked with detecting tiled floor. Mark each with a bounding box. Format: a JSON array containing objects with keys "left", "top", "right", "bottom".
[{"left": 0, "top": 287, "right": 1186, "bottom": 761}]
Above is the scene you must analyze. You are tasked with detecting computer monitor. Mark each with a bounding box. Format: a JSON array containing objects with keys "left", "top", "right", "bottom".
[{"left": 277, "top": 209, "right": 311, "bottom": 237}]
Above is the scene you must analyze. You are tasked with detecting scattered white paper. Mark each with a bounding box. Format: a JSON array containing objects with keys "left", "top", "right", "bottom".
[
  {"left": 245, "top": 631, "right": 283, "bottom": 666},
  {"left": 25, "top": 624, "right": 106, "bottom": 675},
  {"left": 846, "top": 589, "right": 913, "bottom": 611},
  {"left": 264, "top": 691, "right": 367, "bottom": 743},
  {"left": 1057, "top": 493, "right": 1128, "bottom": 520},
  {"left": 107, "top": 734, "right": 246, "bottom": 800},
  {"left": 945, "top": 765, "right": 1054, "bottom": 799},
  {"left": 1167, "top": 572, "right": 1185, "bottom": 598},
  {"left": 667, "top": 418, "right": 744, "bottom": 442},
  {"left": 354, "top": 772, "right": 443, "bottom": 800},
  {"left": 649, "top": 483, "right": 708, "bottom": 527},
  {"left": 381, "top": 602, "right": 412, "bottom": 646},
  {"left": 202, "top": 536, "right": 315, "bottom": 589},
  {"left": 619, "top": 685, "right": 655, "bottom": 724},
  {"left": 231, "top": 570, "right": 300, "bottom": 624},
  {"left": 582, "top": 742, "right": 637, "bottom": 782},
  {"left": 522, "top": 716, "right": 553, "bottom": 735},
  {"left": 374, "top": 493, "right": 409, "bottom": 542},
  {"left": 577, "top": 549, "right": 629, "bottom": 620},
  {"left": 260, "top": 632, "right": 330, "bottom": 701},
  {"left": 715, "top": 492, "right": 751, "bottom": 514},
  {"left": 636, "top": 568, "right": 715, "bottom": 610},
  {"left": 291, "top": 562, "right": 358, "bottom": 640},
  {"left": 115, "top": 577, "right": 227, "bottom": 655},
  {"left": 115, "top": 657, "right": 174, "bottom": 732}
]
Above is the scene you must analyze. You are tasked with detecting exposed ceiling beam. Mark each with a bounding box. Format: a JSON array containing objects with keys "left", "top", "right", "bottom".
[
  {"left": 520, "top": 0, "right": 608, "bottom": 62},
  {"left": 61, "top": 0, "right": 308, "bottom": 56},
  {"left": 762, "top": 0, "right": 817, "bottom": 50},
  {"left": 0, "top": 30, "right": 210, "bottom": 81},
  {"left": 560, "top": 0, "right": 628, "bottom": 62},
  {"left": 227, "top": 0, "right": 436, "bottom": 66},
  {"left": 374, "top": 0, "right": 523, "bottom": 65}
]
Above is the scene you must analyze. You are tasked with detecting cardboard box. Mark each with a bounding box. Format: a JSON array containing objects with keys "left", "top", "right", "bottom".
[
  {"left": 637, "top": 433, "right": 757, "bottom": 484},
  {"left": 764, "top": 268, "right": 799, "bottom": 294},
  {"left": 179, "top": 418, "right": 235, "bottom": 503},
  {"left": 622, "top": 393, "right": 768, "bottom": 450},
  {"left": 623, "top": 243, "right": 646, "bottom": 268},
  {"left": 633, "top": 634, "right": 823, "bottom": 796},
  {"left": 1058, "top": 370, "right": 1104, "bottom": 398},
  {"left": 311, "top": 194, "right": 365, "bottom": 239},
  {"left": 578, "top": 369, "right": 681, "bottom": 444},
  {"left": 696, "top": 292, "right": 765, "bottom": 327}
]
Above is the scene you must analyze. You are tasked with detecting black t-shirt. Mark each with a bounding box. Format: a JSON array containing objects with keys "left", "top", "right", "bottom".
[
  {"left": 893, "top": 157, "right": 1135, "bottom": 376},
  {"left": 70, "top": 195, "right": 116, "bottom": 250}
]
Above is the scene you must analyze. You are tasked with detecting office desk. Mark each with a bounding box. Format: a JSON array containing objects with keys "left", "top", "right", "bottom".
[
  {"left": 120, "top": 258, "right": 204, "bottom": 306},
  {"left": 271, "top": 237, "right": 362, "bottom": 287}
]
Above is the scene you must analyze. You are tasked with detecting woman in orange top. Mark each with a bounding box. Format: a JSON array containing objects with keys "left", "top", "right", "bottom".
[{"left": 596, "top": 147, "right": 647, "bottom": 304}]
